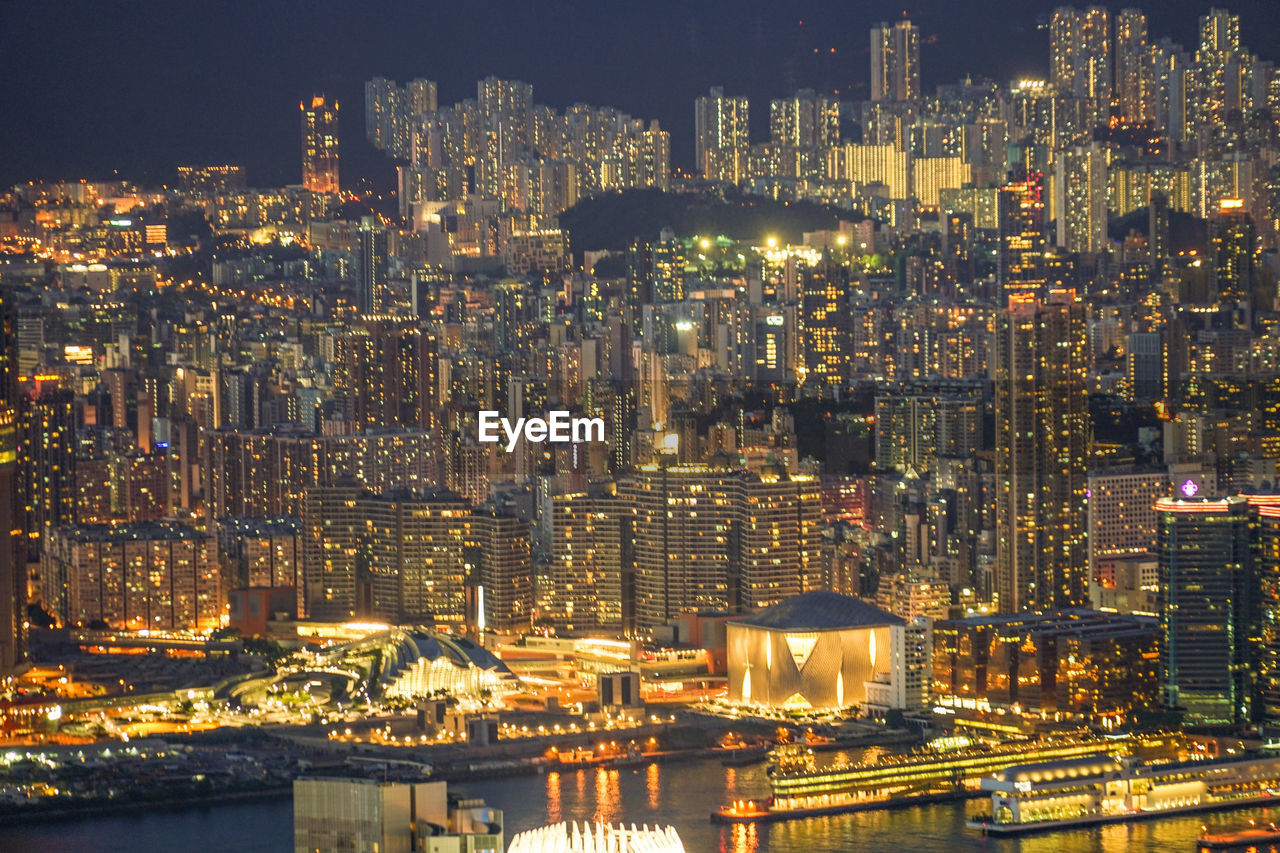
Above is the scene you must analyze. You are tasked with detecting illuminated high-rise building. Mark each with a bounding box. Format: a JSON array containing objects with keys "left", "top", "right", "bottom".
[
  {"left": 477, "top": 75, "right": 534, "bottom": 157},
  {"left": 18, "top": 384, "right": 75, "bottom": 562},
  {"left": 471, "top": 508, "right": 532, "bottom": 635},
  {"left": 826, "top": 143, "right": 910, "bottom": 200},
  {"left": 333, "top": 319, "right": 438, "bottom": 433},
  {"left": 1050, "top": 6, "right": 1112, "bottom": 102},
  {"left": 994, "top": 290, "right": 1090, "bottom": 613},
  {"left": 0, "top": 296, "right": 22, "bottom": 670},
  {"left": 301, "top": 93, "right": 339, "bottom": 194},
  {"left": 1054, "top": 142, "right": 1108, "bottom": 254},
  {"left": 998, "top": 170, "right": 1047, "bottom": 297},
  {"left": 694, "top": 87, "right": 749, "bottom": 183},
  {"left": 620, "top": 467, "right": 820, "bottom": 631},
  {"left": 1157, "top": 494, "right": 1255, "bottom": 724},
  {"left": 652, "top": 227, "right": 685, "bottom": 304},
  {"left": 1115, "top": 9, "right": 1151, "bottom": 121},
  {"left": 870, "top": 20, "right": 920, "bottom": 102},
  {"left": 356, "top": 221, "right": 388, "bottom": 314},
  {"left": 912, "top": 156, "right": 971, "bottom": 207},
  {"left": 1208, "top": 198, "right": 1256, "bottom": 316},
  {"left": 769, "top": 89, "right": 840, "bottom": 148},
  {"left": 550, "top": 490, "right": 623, "bottom": 634},
  {"left": 1257, "top": 503, "right": 1280, "bottom": 724},
  {"left": 800, "top": 255, "right": 852, "bottom": 387},
  {"left": 43, "top": 522, "right": 221, "bottom": 631},
  {"left": 1194, "top": 7, "right": 1242, "bottom": 132}
]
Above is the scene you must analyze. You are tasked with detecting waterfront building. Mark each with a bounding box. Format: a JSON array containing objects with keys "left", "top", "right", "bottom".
[
  {"left": 301, "top": 94, "right": 339, "bottom": 194},
  {"left": 1157, "top": 495, "right": 1255, "bottom": 724},
  {"left": 977, "top": 753, "right": 1280, "bottom": 833},
  {"left": 550, "top": 490, "right": 623, "bottom": 634},
  {"left": 726, "top": 590, "right": 928, "bottom": 713},
  {"left": 314, "top": 626, "right": 517, "bottom": 701},
  {"left": 294, "top": 777, "right": 502, "bottom": 853},
  {"left": 931, "top": 610, "right": 1159, "bottom": 717}
]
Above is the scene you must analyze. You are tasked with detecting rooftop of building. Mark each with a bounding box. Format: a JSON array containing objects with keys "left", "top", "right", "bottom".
[
  {"left": 936, "top": 609, "right": 1157, "bottom": 635},
  {"left": 730, "top": 590, "right": 903, "bottom": 631},
  {"left": 52, "top": 522, "right": 211, "bottom": 542},
  {"left": 993, "top": 753, "right": 1123, "bottom": 783}
]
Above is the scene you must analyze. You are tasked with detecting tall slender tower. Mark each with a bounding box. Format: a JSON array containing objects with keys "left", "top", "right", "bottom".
[
  {"left": 301, "top": 93, "right": 340, "bottom": 194},
  {"left": 0, "top": 294, "right": 24, "bottom": 670},
  {"left": 870, "top": 20, "right": 920, "bottom": 102},
  {"left": 1115, "top": 9, "right": 1151, "bottom": 121},
  {"left": 994, "top": 290, "right": 1091, "bottom": 613},
  {"left": 694, "top": 87, "right": 749, "bottom": 183}
]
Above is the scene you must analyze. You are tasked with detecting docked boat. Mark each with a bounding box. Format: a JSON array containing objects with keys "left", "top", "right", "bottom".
[
  {"left": 970, "top": 753, "right": 1280, "bottom": 836},
  {"left": 713, "top": 732, "right": 1140, "bottom": 823}
]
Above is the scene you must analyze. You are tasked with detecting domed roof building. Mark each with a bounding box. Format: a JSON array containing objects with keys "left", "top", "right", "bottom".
[{"left": 726, "top": 591, "right": 929, "bottom": 714}]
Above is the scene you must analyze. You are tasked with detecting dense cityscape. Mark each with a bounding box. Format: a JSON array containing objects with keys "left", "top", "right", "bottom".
[{"left": 3, "top": 3, "right": 1280, "bottom": 852}]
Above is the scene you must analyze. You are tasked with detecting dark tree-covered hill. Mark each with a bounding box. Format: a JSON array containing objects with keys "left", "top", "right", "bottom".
[{"left": 559, "top": 188, "right": 866, "bottom": 254}]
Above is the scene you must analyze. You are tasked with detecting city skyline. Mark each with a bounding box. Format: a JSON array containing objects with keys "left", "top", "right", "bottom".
[
  {"left": 2, "top": 0, "right": 1277, "bottom": 189},
  {"left": 6, "top": 2, "right": 1280, "bottom": 850}
]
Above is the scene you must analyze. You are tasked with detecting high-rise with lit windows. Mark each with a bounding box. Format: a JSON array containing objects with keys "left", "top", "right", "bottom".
[
  {"left": 1158, "top": 494, "right": 1255, "bottom": 724},
  {"left": 1050, "top": 6, "right": 1112, "bottom": 103},
  {"left": 870, "top": 20, "right": 920, "bottom": 102},
  {"left": 0, "top": 296, "right": 22, "bottom": 670},
  {"left": 1115, "top": 9, "right": 1151, "bottom": 121},
  {"left": 301, "top": 94, "right": 340, "bottom": 194},
  {"left": 994, "top": 290, "right": 1090, "bottom": 613},
  {"left": 694, "top": 87, "right": 749, "bottom": 183}
]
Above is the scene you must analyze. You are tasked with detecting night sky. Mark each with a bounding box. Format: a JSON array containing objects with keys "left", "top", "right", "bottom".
[{"left": 1, "top": 0, "right": 1275, "bottom": 191}]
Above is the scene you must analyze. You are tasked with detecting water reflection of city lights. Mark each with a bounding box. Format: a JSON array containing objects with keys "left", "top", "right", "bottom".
[
  {"left": 646, "top": 762, "right": 660, "bottom": 810},
  {"left": 593, "top": 768, "right": 620, "bottom": 825},
  {"left": 545, "top": 771, "right": 561, "bottom": 824}
]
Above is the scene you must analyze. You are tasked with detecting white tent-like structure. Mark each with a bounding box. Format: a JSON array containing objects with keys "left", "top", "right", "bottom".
[{"left": 506, "top": 821, "right": 685, "bottom": 853}]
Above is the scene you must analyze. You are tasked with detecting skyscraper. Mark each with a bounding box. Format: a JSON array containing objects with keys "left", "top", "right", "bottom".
[
  {"left": 694, "top": 87, "right": 749, "bottom": 183},
  {"left": 994, "top": 290, "right": 1090, "bottom": 613},
  {"left": 0, "top": 295, "right": 23, "bottom": 670},
  {"left": 769, "top": 89, "right": 840, "bottom": 148},
  {"left": 1054, "top": 142, "right": 1108, "bottom": 254},
  {"left": 356, "top": 221, "right": 388, "bottom": 314},
  {"left": 1115, "top": 8, "right": 1151, "bottom": 121},
  {"left": 1209, "top": 198, "right": 1256, "bottom": 317},
  {"left": 301, "top": 93, "right": 339, "bottom": 194},
  {"left": 870, "top": 20, "right": 921, "bottom": 102},
  {"left": 1050, "top": 6, "right": 1112, "bottom": 102},
  {"left": 333, "top": 319, "right": 438, "bottom": 433},
  {"left": 998, "top": 171, "right": 1047, "bottom": 297},
  {"left": 1158, "top": 494, "right": 1255, "bottom": 724},
  {"left": 800, "top": 255, "right": 852, "bottom": 386},
  {"left": 619, "top": 466, "right": 820, "bottom": 631}
]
